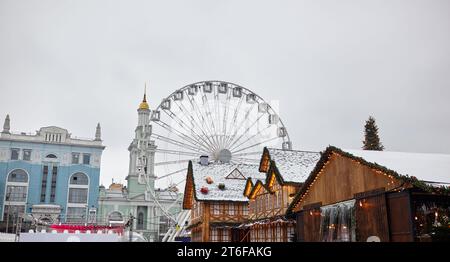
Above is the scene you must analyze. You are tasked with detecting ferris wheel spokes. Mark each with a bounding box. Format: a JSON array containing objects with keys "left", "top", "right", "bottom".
[
  {"left": 151, "top": 80, "right": 291, "bottom": 190},
  {"left": 155, "top": 148, "right": 200, "bottom": 157},
  {"left": 201, "top": 87, "right": 221, "bottom": 150},
  {"left": 185, "top": 89, "right": 221, "bottom": 153},
  {"left": 224, "top": 93, "right": 245, "bottom": 145},
  {"left": 161, "top": 110, "right": 215, "bottom": 153},
  {"left": 152, "top": 132, "right": 206, "bottom": 154},
  {"left": 232, "top": 136, "right": 281, "bottom": 155},
  {"left": 157, "top": 112, "right": 213, "bottom": 153},
  {"left": 173, "top": 97, "right": 219, "bottom": 154},
  {"left": 225, "top": 112, "right": 267, "bottom": 150},
  {"left": 229, "top": 124, "right": 272, "bottom": 153},
  {"left": 221, "top": 90, "right": 232, "bottom": 147},
  {"left": 222, "top": 101, "right": 258, "bottom": 150}
]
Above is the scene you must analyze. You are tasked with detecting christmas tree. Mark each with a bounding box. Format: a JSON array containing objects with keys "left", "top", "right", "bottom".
[{"left": 362, "top": 116, "right": 384, "bottom": 151}]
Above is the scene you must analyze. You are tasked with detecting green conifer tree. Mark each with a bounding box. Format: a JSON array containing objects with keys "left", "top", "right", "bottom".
[{"left": 363, "top": 116, "right": 384, "bottom": 151}]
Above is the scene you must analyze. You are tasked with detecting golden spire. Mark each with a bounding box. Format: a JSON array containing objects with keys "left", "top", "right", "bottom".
[
  {"left": 143, "top": 82, "right": 147, "bottom": 102},
  {"left": 139, "top": 82, "right": 150, "bottom": 110}
]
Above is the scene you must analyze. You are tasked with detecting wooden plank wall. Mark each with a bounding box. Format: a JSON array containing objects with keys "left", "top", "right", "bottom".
[{"left": 298, "top": 154, "right": 401, "bottom": 211}]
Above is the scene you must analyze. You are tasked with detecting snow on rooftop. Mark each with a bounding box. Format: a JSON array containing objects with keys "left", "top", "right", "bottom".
[
  {"left": 191, "top": 162, "right": 265, "bottom": 202},
  {"left": 267, "top": 148, "right": 321, "bottom": 183},
  {"left": 344, "top": 149, "right": 450, "bottom": 184}
]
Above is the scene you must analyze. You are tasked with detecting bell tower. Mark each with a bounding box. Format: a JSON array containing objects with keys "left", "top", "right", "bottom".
[{"left": 126, "top": 84, "right": 157, "bottom": 197}]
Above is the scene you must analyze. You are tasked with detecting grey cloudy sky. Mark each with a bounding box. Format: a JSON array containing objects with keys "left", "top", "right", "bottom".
[{"left": 1, "top": 0, "right": 449, "bottom": 186}]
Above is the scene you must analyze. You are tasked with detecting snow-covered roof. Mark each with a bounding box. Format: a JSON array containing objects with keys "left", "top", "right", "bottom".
[
  {"left": 267, "top": 148, "right": 321, "bottom": 183},
  {"left": 344, "top": 149, "right": 450, "bottom": 184},
  {"left": 191, "top": 162, "right": 265, "bottom": 202}
]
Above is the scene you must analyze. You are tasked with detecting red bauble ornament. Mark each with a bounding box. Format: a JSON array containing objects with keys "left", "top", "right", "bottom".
[{"left": 201, "top": 187, "right": 209, "bottom": 194}]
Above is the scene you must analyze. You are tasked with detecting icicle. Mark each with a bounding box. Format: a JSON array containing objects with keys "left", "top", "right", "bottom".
[{"left": 319, "top": 199, "right": 356, "bottom": 242}]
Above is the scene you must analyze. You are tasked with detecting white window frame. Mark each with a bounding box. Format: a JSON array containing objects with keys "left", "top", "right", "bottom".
[
  {"left": 71, "top": 152, "right": 80, "bottom": 164},
  {"left": 82, "top": 153, "right": 91, "bottom": 165},
  {"left": 10, "top": 148, "right": 20, "bottom": 160},
  {"left": 22, "top": 149, "right": 32, "bottom": 161},
  {"left": 66, "top": 172, "right": 90, "bottom": 223},
  {"left": 3, "top": 169, "right": 29, "bottom": 218}
]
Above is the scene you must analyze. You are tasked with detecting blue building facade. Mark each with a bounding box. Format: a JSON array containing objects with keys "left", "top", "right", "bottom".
[{"left": 0, "top": 115, "right": 105, "bottom": 225}]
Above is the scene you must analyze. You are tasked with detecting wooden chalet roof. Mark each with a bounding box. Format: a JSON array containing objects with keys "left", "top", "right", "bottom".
[
  {"left": 287, "top": 146, "right": 450, "bottom": 214},
  {"left": 243, "top": 147, "right": 320, "bottom": 199},
  {"left": 183, "top": 161, "right": 265, "bottom": 209},
  {"left": 260, "top": 147, "right": 321, "bottom": 184}
]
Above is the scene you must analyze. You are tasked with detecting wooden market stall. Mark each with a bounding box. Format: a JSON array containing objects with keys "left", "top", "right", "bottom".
[
  {"left": 183, "top": 159, "right": 265, "bottom": 242},
  {"left": 243, "top": 147, "right": 321, "bottom": 242},
  {"left": 287, "top": 146, "right": 450, "bottom": 242}
]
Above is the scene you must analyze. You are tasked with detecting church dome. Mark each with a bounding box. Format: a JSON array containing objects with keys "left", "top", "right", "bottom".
[
  {"left": 138, "top": 87, "right": 150, "bottom": 110},
  {"left": 139, "top": 101, "right": 149, "bottom": 110}
]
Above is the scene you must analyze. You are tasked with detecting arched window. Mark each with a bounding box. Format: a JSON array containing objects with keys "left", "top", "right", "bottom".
[
  {"left": 66, "top": 173, "right": 89, "bottom": 223},
  {"left": 8, "top": 169, "right": 28, "bottom": 183},
  {"left": 3, "top": 169, "right": 29, "bottom": 222},
  {"left": 45, "top": 154, "right": 57, "bottom": 159},
  {"left": 108, "top": 211, "right": 124, "bottom": 224},
  {"left": 70, "top": 173, "right": 89, "bottom": 185}
]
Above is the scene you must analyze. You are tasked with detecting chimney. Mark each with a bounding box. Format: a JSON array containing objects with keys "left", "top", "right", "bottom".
[{"left": 199, "top": 155, "right": 209, "bottom": 166}]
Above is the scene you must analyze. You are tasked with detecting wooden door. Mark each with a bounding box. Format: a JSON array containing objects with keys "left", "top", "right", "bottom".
[
  {"left": 386, "top": 191, "right": 414, "bottom": 242},
  {"left": 355, "top": 193, "right": 390, "bottom": 242},
  {"left": 302, "top": 208, "right": 321, "bottom": 242}
]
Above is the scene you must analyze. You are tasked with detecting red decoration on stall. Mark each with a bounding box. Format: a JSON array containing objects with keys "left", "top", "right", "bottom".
[
  {"left": 49, "top": 224, "right": 124, "bottom": 234},
  {"left": 201, "top": 186, "right": 209, "bottom": 194}
]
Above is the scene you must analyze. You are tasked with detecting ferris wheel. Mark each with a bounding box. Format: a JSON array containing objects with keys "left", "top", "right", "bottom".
[{"left": 149, "top": 80, "right": 292, "bottom": 190}]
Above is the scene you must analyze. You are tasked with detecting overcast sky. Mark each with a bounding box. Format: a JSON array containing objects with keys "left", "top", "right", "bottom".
[{"left": 1, "top": 0, "right": 449, "bottom": 186}]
